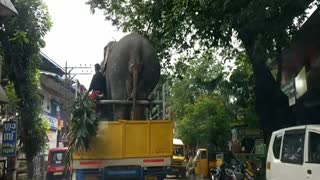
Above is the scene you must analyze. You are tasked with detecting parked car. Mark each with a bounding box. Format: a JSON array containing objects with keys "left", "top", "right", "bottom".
[
  {"left": 266, "top": 125, "right": 320, "bottom": 180},
  {"left": 46, "top": 147, "right": 70, "bottom": 180}
]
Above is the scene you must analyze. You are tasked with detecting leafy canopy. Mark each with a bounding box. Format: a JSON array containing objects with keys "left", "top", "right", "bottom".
[
  {"left": 170, "top": 50, "right": 229, "bottom": 147},
  {"left": 86, "top": 0, "right": 317, "bottom": 60},
  {"left": 86, "top": 0, "right": 319, "bottom": 136},
  {"left": 170, "top": 49, "right": 258, "bottom": 146}
]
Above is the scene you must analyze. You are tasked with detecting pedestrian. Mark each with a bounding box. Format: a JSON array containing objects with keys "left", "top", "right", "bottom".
[{"left": 88, "top": 64, "right": 106, "bottom": 116}]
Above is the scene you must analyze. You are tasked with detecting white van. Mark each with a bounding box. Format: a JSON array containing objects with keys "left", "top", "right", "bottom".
[{"left": 266, "top": 125, "right": 320, "bottom": 180}]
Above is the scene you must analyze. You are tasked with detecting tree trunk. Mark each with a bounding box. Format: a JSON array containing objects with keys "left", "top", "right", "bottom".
[
  {"left": 6, "top": 157, "right": 16, "bottom": 180},
  {"left": 240, "top": 33, "right": 294, "bottom": 140},
  {"left": 27, "top": 158, "right": 34, "bottom": 180}
]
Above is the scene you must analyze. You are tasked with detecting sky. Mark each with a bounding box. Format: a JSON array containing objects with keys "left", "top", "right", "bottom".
[{"left": 41, "top": 0, "right": 127, "bottom": 88}]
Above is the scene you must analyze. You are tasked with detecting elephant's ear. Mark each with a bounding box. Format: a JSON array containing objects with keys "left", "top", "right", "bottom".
[{"left": 101, "top": 41, "right": 117, "bottom": 72}]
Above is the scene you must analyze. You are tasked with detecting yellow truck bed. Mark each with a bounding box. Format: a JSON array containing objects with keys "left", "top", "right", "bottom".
[{"left": 73, "top": 120, "right": 173, "bottom": 160}]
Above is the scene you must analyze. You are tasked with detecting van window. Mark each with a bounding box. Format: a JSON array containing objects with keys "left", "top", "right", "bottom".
[
  {"left": 309, "top": 132, "right": 320, "bottom": 164},
  {"left": 281, "top": 130, "right": 305, "bottom": 164},
  {"left": 273, "top": 135, "right": 282, "bottom": 159}
]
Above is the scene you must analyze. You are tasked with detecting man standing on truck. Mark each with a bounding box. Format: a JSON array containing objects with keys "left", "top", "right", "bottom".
[
  {"left": 88, "top": 63, "right": 106, "bottom": 95},
  {"left": 88, "top": 64, "right": 106, "bottom": 116}
]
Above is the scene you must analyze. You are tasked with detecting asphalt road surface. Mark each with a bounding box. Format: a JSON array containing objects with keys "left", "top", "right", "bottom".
[{"left": 165, "top": 175, "right": 210, "bottom": 180}]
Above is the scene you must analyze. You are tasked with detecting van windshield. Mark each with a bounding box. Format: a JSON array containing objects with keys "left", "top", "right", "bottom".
[
  {"left": 50, "top": 151, "right": 66, "bottom": 166},
  {"left": 173, "top": 146, "right": 184, "bottom": 157}
]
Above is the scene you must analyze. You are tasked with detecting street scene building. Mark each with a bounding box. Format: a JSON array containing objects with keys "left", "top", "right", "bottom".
[
  {"left": 278, "top": 9, "right": 320, "bottom": 124},
  {"left": 0, "top": 51, "right": 86, "bottom": 178}
]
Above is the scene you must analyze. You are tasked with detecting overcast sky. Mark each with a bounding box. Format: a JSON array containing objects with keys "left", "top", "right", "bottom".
[{"left": 41, "top": 0, "right": 126, "bottom": 88}]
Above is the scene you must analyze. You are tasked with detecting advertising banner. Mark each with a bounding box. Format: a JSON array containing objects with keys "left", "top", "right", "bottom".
[{"left": 2, "top": 121, "right": 17, "bottom": 157}]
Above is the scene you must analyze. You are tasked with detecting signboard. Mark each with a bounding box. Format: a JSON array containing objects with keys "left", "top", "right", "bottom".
[
  {"left": 46, "top": 130, "right": 57, "bottom": 149},
  {"left": 60, "top": 132, "right": 68, "bottom": 142},
  {"left": 295, "top": 66, "right": 308, "bottom": 99},
  {"left": 281, "top": 79, "right": 296, "bottom": 106},
  {"left": 2, "top": 121, "right": 17, "bottom": 157},
  {"left": 41, "top": 113, "right": 58, "bottom": 131}
]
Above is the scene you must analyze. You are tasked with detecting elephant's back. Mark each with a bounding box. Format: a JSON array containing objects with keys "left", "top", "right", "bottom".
[{"left": 108, "top": 32, "right": 160, "bottom": 95}]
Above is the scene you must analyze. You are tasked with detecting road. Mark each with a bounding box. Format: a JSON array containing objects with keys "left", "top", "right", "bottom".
[{"left": 165, "top": 175, "right": 210, "bottom": 180}]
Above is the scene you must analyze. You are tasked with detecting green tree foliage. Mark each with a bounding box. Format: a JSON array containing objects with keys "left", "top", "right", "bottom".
[
  {"left": 221, "top": 53, "right": 258, "bottom": 127},
  {"left": 4, "top": 82, "right": 20, "bottom": 106},
  {"left": 86, "top": 0, "right": 316, "bottom": 58},
  {"left": 0, "top": 0, "right": 52, "bottom": 177},
  {"left": 68, "top": 95, "right": 98, "bottom": 153},
  {"left": 176, "top": 95, "right": 231, "bottom": 149},
  {"left": 86, "top": 0, "right": 319, "bottom": 136},
  {"left": 170, "top": 51, "right": 231, "bottom": 148},
  {"left": 170, "top": 50, "right": 224, "bottom": 119},
  {"left": 171, "top": 50, "right": 258, "bottom": 148}
]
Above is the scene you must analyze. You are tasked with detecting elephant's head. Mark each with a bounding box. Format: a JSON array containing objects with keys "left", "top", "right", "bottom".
[{"left": 100, "top": 41, "right": 116, "bottom": 73}]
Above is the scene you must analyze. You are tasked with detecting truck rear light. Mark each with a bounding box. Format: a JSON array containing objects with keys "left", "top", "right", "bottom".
[{"left": 266, "top": 161, "right": 271, "bottom": 170}]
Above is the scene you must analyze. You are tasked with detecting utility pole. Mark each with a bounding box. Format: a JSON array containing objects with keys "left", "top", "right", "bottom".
[
  {"left": 64, "top": 61, "right": 92, "bottom": 98},
  {"left": 64, "top": 61, "right": 92, "bottom": 79}
]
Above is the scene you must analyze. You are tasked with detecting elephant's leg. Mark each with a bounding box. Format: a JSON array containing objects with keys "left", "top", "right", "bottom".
[
  {"left": 130, "top": 82, "right": 147, "bottom": 120},
  {"left": 100, "top": 75, "right": 113, "bottom": 121},
  {"left": 113, "top": 104, "right": 130, "bottom": 120},
  {"left": 133, "top": 105, "right": 147, "bottom": 120}
]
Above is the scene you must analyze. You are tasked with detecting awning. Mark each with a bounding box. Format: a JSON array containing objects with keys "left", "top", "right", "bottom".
[
  {"left": 0, "top": 0, "right": 18, "bottom": 16},
  {"left": 0, "top": 85, "right": 9, "bottom": 104}
]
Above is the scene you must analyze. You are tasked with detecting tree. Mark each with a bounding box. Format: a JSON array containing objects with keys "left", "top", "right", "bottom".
[
  {"left": 169, "top": 50, "right": 232, "bottom": 148},
  {"left": 220, "top": 52, "right": 258, "bottom": 127},
  {"left": 176, "top": 95, "right": 231, "bottom": 149},
  {"left": 0, "top": 0, "right": 52, "bottom": 178},
  {"left": 169, "top": 50, "right": 224, "bottom": 120},
  {"left": 86, "top": 0, "right": 318, "bottom": 137}
]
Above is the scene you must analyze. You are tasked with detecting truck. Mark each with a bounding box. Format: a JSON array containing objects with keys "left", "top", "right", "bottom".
[
  {"left": 169, "top": 138, "right": 186, "bottom": 178},
  {"left": 72, "top": 120, "right": 173, "bottom": 180}
]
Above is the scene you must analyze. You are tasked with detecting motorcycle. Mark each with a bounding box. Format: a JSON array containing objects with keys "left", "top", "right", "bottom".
[
  {"left": 210, "top": 163, "right": 244, "bottom": 180},
  {"left": 210, "top": 161, "right": 256, "bottom": 180},
  {"left": 242, "top": 161, "right": 255, "bottom": 180}
]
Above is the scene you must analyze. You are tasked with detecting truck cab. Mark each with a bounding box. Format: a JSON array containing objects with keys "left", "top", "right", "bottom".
[{"left": 170, "top": 138, "right": 186, "bottom": 178}]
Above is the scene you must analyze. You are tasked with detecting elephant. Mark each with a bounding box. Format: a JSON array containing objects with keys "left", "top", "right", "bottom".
[{"left": 101, "top": 32, "right": 160, "bottom": 120}]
